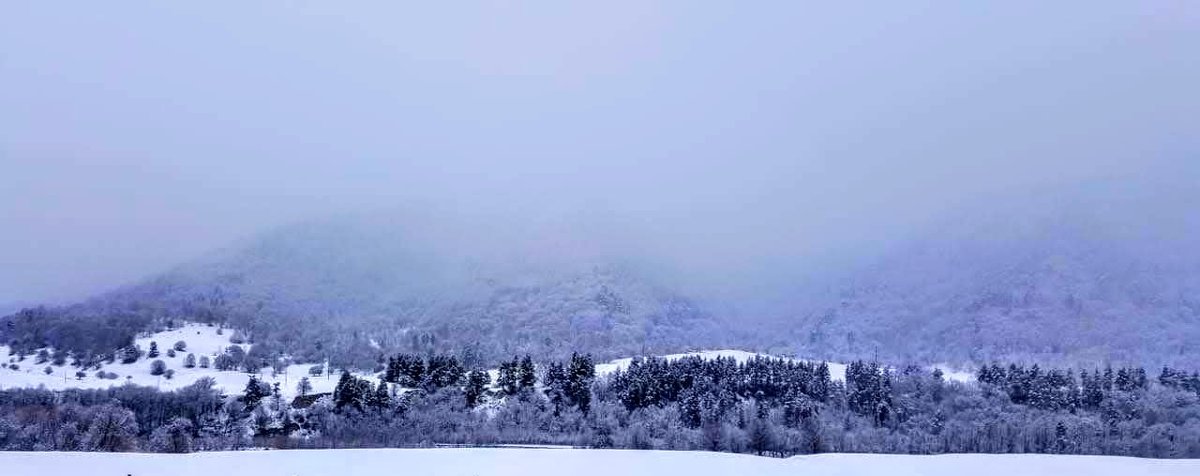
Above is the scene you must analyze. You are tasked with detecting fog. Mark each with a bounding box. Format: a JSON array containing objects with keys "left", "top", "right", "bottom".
[{"left": 2, "top": 2, "right": 1197, "bottom": 306}]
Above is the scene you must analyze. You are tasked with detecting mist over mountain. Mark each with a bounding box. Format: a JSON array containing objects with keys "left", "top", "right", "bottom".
[
  {"left": 2, "top": 209, "right": 727, "bottom": 366},
  {"left": 5, "top": 177, "right": 1197, "bottom": 369},
  {"left": 776, "top": 179, "right": 1200, "bottom": 366}
]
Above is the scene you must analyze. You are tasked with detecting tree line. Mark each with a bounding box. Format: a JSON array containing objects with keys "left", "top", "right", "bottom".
[{"left": 1, "top": 353, "right": 1199, "bottom": 458}]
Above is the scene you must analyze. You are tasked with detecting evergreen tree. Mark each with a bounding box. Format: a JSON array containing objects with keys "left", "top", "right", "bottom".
[
  {"left": 425, "top": 355, "right": 464, "bottom": 389},
  {"left": 519, "top": 355, "right": 537, "bottom": 390},
  {"left": 120, "top": 345, "right": 140, "bottom": 364},
  {"left": 297, "top": 376, "right": 312, "bottom": 396},
  {"left": 566, "top": 353, "right": 596, "bottom": 414},
  {"left": 332, "top": 370, "right": 373, "bottom": 410},
  {"left": 466, "top": 370, "right": 491, "bottom": 407},
  {"left": 370, "top": 381, "right": 390, "bottom": 409},
  {"left": 243, "top": 376, "right": 270, "bottom": 409},
  {"left": 184, "top": 353, "right": 196, "bottom": 368},
  {"left": 148, "top": 341, "right": 160, "bottom": 358},
  {"left": 395, "top": 354, "right": 425, "bottom": 387},
  {"left": 333, "top": 371, "right": 353, "bottom": 406},
  {"left": 383, "top": 356, "right": 399, "bottom": 383},
  {"left": 497, "top": 359, "right": 519, "bottom": 396},
  {"left": 544, "top": 361, "right": 568, "bottom": 415},
  {"left": 150, "top": 359, "right": 167, "bottom": 376}
]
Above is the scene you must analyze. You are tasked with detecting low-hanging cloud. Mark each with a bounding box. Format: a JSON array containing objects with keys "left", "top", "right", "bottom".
[{"left": 1, "top": 1, "right": 1197, "bottom": 305}]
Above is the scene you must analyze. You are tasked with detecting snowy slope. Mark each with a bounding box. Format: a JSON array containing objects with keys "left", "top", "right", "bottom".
[
  {"left": 1, "top": 325, "right": 972, "bottom": 398},
  {"left": 0, "top": 324, "right": 376, "bottom": 398},
  {"left": 1, "top": 449, "right": 1195, "bottom": 476}
]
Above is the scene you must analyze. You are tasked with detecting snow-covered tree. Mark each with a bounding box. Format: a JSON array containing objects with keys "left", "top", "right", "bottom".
[
  {"left": 465, "top": 370, "right": 490, "bottom": 407},
  {"left": 297, "top": 376, "right": 313, "bottom": 396},
  {"left": 85, "top": 405, "right": 138, "bottom": 452},
  {"left": 149, "top": 417, "right": 193, "bottom": 453}
]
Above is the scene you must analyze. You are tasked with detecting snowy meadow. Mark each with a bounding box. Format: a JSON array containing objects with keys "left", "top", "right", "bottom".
[{"left": 4, "top": 448, "right": 1199, "bottom": 476}]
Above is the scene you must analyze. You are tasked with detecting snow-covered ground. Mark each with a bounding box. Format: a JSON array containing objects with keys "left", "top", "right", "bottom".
[
  {"left": 0, "top": 324, "right": 374, "bottom": 398},
  {"left": 1, "top": 448, "right": 1195, "bottom": 476}
]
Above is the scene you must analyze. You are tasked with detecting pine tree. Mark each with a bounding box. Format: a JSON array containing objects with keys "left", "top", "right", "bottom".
[
  {"left": 370, "top": 381, "right": 390, "bottom": 409},
  {"left": 466, "top": 370, "right": 491, "bottom": 407},
  {"left": 813, "top": 362, "right": 831, "bottom": 402},
  {"left": 497, "top": 359, "right": 519, "bottom": 396},
  {"left": 426, "top": 355, "right": 464, "bottom": 389},
  {"left": 383, "top": 356, "right": 398, "bottom": 383},
  {"left": 332, "top": 370, "right": 373, "bottom": 410},
  {"left": 396, "top": 354, "right": 425, "bottom": 387},
  {"left": 297, "top": 376, "right": 312, "bottom": 396},
  {"left": 185, "top": 353, "right": 196, "bottom": 368},
  {"left": 243, "top": 376, "right": 270, "bottom": 409},
  {"left": 519, "top": 355, "right": 537, "bottom": 390},
  {"left": 333, "top": 370, "right": 353, "bottom": 406},
  {"left": 566, "top": 353, "right": 596, "bottom": 414},
  {"left": 544, "top": 361, "right": 568, "bottom": 415},
  {"left": 120, "top": 346, "right": 140, "bottom": 364},
  {"left": 148, "top": 341, "right": 160, "bottom": 358},
  {"left": 150, "top": 359, "right": 167, "bottom": 376}
]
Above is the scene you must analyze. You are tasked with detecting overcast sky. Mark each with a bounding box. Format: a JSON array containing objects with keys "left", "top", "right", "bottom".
[{"left": 1, "top": 2, "right": 1197, "bottom": 305}]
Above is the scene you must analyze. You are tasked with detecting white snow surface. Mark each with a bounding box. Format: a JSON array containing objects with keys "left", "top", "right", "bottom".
[
  {"left": 0, "top": 324, "right": 373, "bottom": 398},
  {"left": 1, "top": 449, "right": 1195, "bottom": 476}
]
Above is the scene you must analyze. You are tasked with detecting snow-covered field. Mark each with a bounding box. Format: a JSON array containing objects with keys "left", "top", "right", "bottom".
[
  {"left": 1, "top": 448, "right": 1195, "bottom": 476},
  {"left": 0, "top": 324, "right": 372, "bottom": 398}
]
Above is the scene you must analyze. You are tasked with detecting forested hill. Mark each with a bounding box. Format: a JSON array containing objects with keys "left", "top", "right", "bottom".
[
  {"left": 4, "top": 181, "right": 1200, "bottom": 369},
  {"left": 783, "top": 181, "right": 1200, "bottom": 367},
  {"left": 1, "top": 213, "right": 726, "bottom": 367}
]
